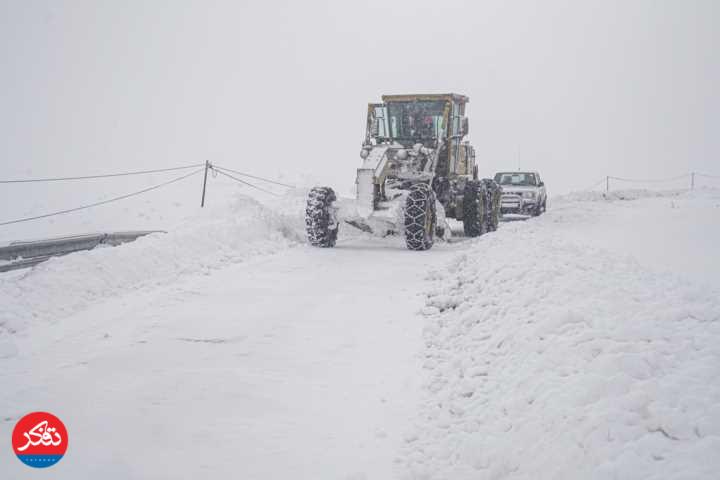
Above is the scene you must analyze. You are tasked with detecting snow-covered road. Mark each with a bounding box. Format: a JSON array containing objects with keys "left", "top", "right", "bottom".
[
  {"left": 2, "top": 188, "right": 719, "bottom": 479},
  {"left": 1, "top": 226, "right": 462, "bottom": 479}
]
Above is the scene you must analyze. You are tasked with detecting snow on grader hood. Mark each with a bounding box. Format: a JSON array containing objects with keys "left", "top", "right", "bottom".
[{"left": 305, "top": 93, "right": 501, "bottom": 251}]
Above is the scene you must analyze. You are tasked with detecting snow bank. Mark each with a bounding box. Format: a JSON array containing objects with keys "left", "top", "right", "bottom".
[
  {"left": 401, "top": 220, "right": 720, "bottom": 479},
  {"left": 0, "top": 192, "right": 305, "bottom": 338}
]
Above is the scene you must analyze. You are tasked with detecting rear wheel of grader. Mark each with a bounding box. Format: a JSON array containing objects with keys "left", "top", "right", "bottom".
[
  {"left": 404, "top": 183, "right": 436, "bottom": 251},
  {"left": 463, "top": 180, "right": 488, "bottom": 237},
  {"left": 305, "top": 187, "right": 339, "bottom": 247},
  {"left": 484, "top": 180, "right": 501, "bottom": 232}
]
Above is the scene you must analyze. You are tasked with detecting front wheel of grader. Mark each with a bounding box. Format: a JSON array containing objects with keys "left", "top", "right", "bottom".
[
  {"left": 404, "top": 183, "right": 437, "bottom": 251},
  {"left": 305, "top": 187, "right": 339, "bottom": 247}
]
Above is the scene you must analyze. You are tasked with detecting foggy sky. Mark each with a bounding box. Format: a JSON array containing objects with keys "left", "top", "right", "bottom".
[{"left": 1, "top": 0, "right": 719, "bottom": 237}]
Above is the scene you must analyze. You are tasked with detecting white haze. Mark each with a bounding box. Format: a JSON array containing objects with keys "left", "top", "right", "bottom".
[{"left": 0, "top": 0, "right": 719, "bottom": 239}]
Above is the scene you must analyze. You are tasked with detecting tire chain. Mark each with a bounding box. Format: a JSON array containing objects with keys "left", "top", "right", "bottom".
[
  {"left": 305, "top": 187, "right": 338, "bottom": 247},
  {"left": 404, "top": 183, "right": 435, "bottom": 251},
  {"left": 463, "top": 180, "right": 487, "bottom": 237}
]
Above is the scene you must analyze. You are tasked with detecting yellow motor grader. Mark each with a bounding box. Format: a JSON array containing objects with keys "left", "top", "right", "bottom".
[{"left": 306, "top": 93, "right": 500, "bottom": 251}]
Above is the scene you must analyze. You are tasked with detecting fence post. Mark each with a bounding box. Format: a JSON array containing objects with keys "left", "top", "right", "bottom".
[
  {"left": 201, "top": 160, "right": 210, "bottom": 207},
  {"left": 606, "top": 175, "right": 609, "bottom": 192},
  {"left": 691, "top": 172, "right": 695, "bottom": 190}
]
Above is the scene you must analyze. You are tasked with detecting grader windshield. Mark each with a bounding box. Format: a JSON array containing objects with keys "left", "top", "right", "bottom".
[
  {"left": 369, "top": 99, "right": 449, "bottom": 146},
  {"left": 387, "top": 100, "right": 446, "bottom": 142}
]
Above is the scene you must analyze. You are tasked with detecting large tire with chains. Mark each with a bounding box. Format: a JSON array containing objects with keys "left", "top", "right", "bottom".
[
  {"left": 463, "top": 180, "right": 488, "bottom": 237},
  {"left": 404, "top": 183, "right": 436, "bottom": 251},
  {"left": 482, "top": 179, "right": 501, "bottom": 232},
  {"left": 305, "top": 187, "right": 339, "bottom": 247}
]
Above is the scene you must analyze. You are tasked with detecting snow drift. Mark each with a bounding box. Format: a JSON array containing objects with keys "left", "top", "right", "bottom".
[
  {"left": 0, "top": 192, "right": 305, "bottom": 340},
  {"left": 400, "top": 206, "right": 720, "bottom": 479}
]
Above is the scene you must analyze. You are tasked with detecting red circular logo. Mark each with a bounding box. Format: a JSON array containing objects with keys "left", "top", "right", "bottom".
[{"left": 12, "top": 412, "right": 68, "bottom": 468}]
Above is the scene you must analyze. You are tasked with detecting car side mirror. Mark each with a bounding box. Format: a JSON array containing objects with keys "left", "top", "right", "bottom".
[{"left": 538, "top": 181, "right": 544, "bottom": 187}]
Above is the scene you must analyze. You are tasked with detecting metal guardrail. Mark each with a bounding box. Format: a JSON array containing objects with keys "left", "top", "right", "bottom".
[{"left": 0, "top": 230, "right": 164, "bottom": 273}]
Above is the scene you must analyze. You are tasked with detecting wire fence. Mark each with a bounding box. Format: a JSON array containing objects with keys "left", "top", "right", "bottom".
[
  {"left": 211, "top": 167, "right": 285, "bottom": 197},
  {"left": 0, "top": 167, "right": 206, "bottom": 226},
  {"left": 1, "top": 160, "right": 719, "bottom": 228},
  {"left": 0, "top": 161, "right": 297, "bottom": 227},
  {"left": 608, "top": 173, "right": 690, "bottom": 183},
  {"left": 582, "top": 172, "right": 720, "bottom": 192},
  {"left": 0, "top": 163, "right": 205, "bottom": 183},
  {"left": 212, "top": 164, "right": 296, "bottom": 189}
]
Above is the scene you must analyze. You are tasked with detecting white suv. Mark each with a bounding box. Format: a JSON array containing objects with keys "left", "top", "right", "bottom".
[{"left": 494, "top": 171, "right": 547, "bottom": 216}]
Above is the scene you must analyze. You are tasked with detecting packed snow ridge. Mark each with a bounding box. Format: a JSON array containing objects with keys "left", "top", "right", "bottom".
[
  {"left": 0, "top": 192, "right": 305, "bottom": 339},
  {"left": 400, "top": 188, "right": 720, "bottom": 479}
]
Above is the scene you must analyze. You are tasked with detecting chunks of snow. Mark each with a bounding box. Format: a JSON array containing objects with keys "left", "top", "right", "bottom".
[{"left": 400, "top": 190, "right": 720, "bottom": 479}]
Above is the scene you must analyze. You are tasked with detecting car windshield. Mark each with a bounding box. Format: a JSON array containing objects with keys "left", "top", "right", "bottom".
[
  {"left": 494, "top": 172, "right": 537, "bottom": 186},
  {"left": 387, "top": 100, "right": 446, "bottom": 141}
]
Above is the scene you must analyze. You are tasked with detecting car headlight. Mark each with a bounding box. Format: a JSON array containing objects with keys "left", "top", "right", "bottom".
[{"left": 522, "top": 191, "right": 536, "bottom": 199}]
